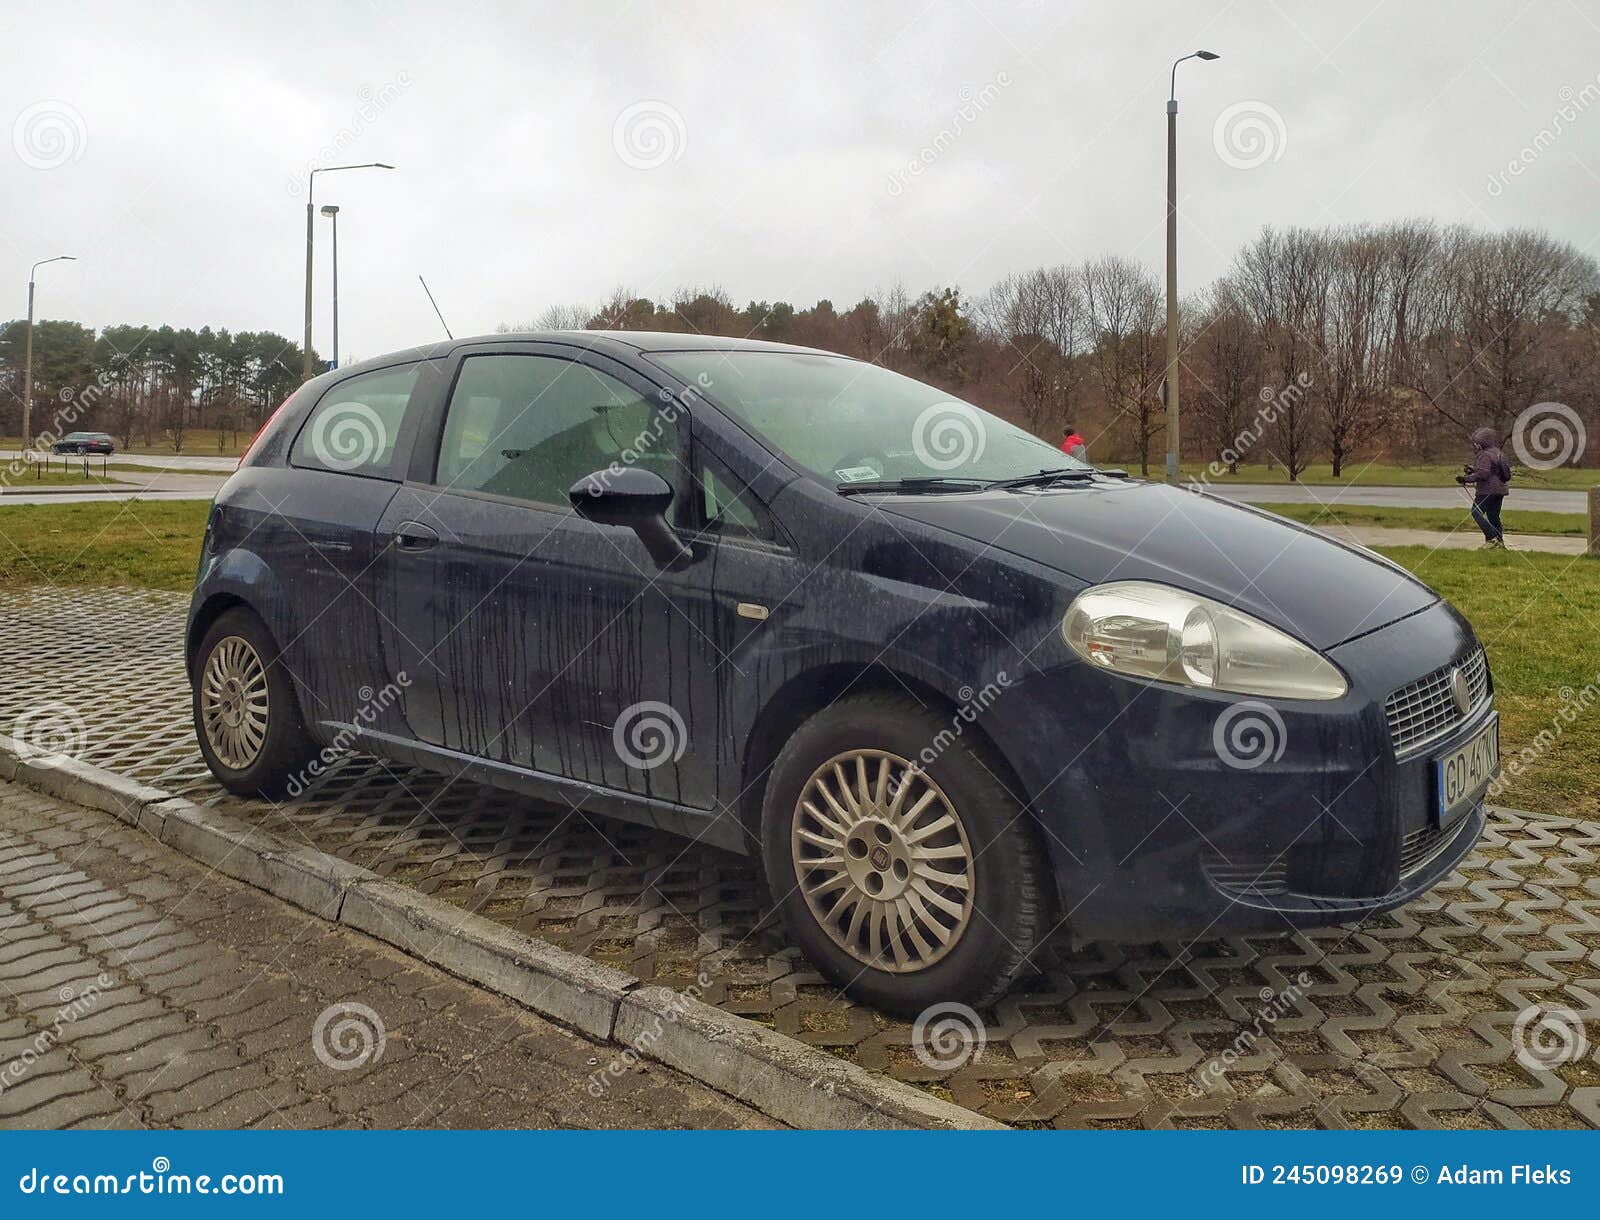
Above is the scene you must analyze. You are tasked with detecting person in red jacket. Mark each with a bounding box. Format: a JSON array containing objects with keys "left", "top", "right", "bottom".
[{"left": 1060, "top": 426, "right": 1087, "bottom": 461}]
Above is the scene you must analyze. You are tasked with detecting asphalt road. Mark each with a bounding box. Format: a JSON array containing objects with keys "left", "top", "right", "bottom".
[{"left": 1210, "top": 482, "right": 1591, "bottom": 513}]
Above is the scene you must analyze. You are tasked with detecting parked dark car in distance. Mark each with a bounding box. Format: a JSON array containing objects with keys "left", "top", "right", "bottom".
[
  {"left": 50, "top": 431, "right": 115, "bottom": 455},
  {"left": 185, "top": 332, "right": 1497, "bottom": 1014}
]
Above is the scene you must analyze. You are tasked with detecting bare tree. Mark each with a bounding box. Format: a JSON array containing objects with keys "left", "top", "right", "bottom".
[{"left": 1084, "top": 256, "right": 1163, "bottom": 474}]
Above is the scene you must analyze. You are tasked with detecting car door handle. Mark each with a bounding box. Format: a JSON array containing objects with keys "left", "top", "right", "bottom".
[{"left": 394, "top": 522, "right": 439, "bottom": 551}]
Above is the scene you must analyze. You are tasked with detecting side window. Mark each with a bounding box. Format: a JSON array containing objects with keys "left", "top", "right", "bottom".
[
  {"left": 290, "top": 364, "right": 421, "bottom": 478},
  {"left": 434, "top": 354, "right": 680, "bottom": 508},
  {"left": 698, "top": 452, "right": 776, "bottom": 543}
]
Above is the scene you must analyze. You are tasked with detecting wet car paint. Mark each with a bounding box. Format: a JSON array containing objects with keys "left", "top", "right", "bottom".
[{"left": 188, "top": 331, "right": 1491, "bottom": 939}]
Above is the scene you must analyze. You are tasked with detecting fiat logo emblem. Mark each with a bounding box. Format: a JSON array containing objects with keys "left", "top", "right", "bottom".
[{"left": 1449, "top": 667, "right": 1471, "bottom": 715}]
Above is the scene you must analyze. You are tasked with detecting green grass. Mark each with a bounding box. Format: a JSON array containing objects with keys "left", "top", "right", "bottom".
[
  {"left": 1180, "top": 461, "right": 1598, "bottom": 490},
  {"left": 1, "top": 470, "right": 125, "bottom": 489},
  {"left": 0, "top": 501, "right": 1593, "bottom": 817},
  {"left": 2, "top": 429, "right": 247, "bottom": 457},
  {"left": 0, "top": 500, "right": 208, "bottom": 590},
  {"left": 1256, "top": 501, "right": 1589, "bottom": 537},
  {"left": 1375, "top": 546, "right": 1599, "bottom": 818}
]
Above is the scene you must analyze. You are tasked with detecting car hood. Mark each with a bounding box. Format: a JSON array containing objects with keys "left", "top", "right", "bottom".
[{"left": 875, "top": 479, "right": 1438, "bottom": 650}]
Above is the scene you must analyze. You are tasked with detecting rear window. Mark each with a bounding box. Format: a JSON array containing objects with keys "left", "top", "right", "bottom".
[{"left": 290, "top": 364, "right": 421, "bottom": 479}]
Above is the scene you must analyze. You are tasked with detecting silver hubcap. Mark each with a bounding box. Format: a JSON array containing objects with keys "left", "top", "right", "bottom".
[
  {"left": 200, "top": 635, "right": 270, "bottom": 770},
  {"left": 791, "top": 749, "right": 975, "bottom": 973}
]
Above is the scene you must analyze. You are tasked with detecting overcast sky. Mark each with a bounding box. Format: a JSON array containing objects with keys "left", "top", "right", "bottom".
[{"left": 4, "top": 0, "right": 1600, "bottom": 362}]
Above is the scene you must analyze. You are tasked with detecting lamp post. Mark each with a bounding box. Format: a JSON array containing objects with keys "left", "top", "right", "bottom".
[
  {"left": 1164, "top": 49, "right": 1219, "bottom": 482},
  {"left": 21, "top": 255, "right": 77, "bottom": 452},
  {"left": 302, "top": 163, "right": 392, "bottom": 381},
  {"left": 320, "top": 205, "right": 341, "bottom": 369}
]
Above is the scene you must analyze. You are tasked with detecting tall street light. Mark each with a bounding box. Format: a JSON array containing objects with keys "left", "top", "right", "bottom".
[
  {"left": 302, "top": 162, "right": 392, "bottom": 380},
  {"left": 320, "top": 205, "right": 341, "bottom": 369},
  {"left": 1164, "top": 49, "right": 1219, "bottom": 482},
  {"left": 22, "top": 255, "right": 77, "bottom": 451}
]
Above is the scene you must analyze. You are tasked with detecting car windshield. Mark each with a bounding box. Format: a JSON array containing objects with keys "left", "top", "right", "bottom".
[{"left": 651, "top": 350, "right": 1089, "bottom": 488}]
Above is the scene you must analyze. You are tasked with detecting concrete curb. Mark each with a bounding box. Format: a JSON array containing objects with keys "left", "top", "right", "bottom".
[{"left": 0, "top": 735, "right": 1000, "bottom": 1130}]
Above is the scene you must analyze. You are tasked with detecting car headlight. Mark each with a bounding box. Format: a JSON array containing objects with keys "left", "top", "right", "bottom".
[{"left": 1062, "top": 581, "right": 1347, "bottom": 700}]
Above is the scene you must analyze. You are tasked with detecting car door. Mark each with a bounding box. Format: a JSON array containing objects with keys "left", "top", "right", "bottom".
[
  {"left": 254, "top": 361, "right": 422, "bottom": 731},
  {"left": 376, "top": 344, "right": 719, "bottom": 807}
]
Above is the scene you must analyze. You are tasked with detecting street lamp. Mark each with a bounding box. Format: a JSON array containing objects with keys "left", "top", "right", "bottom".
[
  {"left": 1164, "top": 49, "right": 1219, "bottom": 482},
  {"left": 21, "top": 255, "right": 77, "bottom": 452},
  {"left": 320, "top": 205, "right": 341, "bottom": 369},
  {"left": 302, "top": 162, "right": 392, "bottom": 380}
]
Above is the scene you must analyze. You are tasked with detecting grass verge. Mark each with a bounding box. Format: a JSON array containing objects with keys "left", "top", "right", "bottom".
[
  {"left": 0, "top": 501, "right": 1593, "bottom": 817},
  {"left": 0, "top": 500, "right": 207, "bottom": 590},
  {"left": 1177, "top": 461, "right": 1597, "bottom": 491},
  {"left": 1256, "top": 501, "right": 1588, "bottom": 537}
]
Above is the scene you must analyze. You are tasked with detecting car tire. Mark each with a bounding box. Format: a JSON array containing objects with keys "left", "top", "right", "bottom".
[
  {"left": 760, "top": 692, "right": 1049, "bottom": 1016},
  {"left": 192, "top": 606, "right": 318, "bottom": 799}
]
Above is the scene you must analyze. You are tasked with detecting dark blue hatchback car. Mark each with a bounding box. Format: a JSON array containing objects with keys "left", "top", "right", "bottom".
[{"left": 187, "top": 332, "right": 1497, "bottom": 1014}]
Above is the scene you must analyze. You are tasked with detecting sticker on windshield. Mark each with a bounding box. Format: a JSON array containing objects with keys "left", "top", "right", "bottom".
[{"left": 835, "top": 465, "right": 880, "bottom": 483}]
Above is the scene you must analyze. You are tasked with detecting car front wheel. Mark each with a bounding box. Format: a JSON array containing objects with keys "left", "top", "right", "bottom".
[
  {"left": 192, "top": 607, "right": 318, "bottom": 798},
  {"left": 761, "top": 693, "right": 1048, "bottom": 1016}
]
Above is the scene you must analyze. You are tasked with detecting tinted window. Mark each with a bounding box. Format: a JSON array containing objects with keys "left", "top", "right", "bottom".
[
  {"left": 435, "top": 354, "right": 679, "bottom": 508},
  {"left": 291, "top": 364, "right": 421, "bottom": 478}
]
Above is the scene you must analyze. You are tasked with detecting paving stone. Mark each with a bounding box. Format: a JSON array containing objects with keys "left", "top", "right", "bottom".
[{"left": 0, "top": 774, "right": 773, "bottom": 1129}]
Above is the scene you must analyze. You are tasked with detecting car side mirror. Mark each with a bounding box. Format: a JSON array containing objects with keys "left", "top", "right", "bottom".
[{"left": 569, "top": 467, "right": 691, "bottom": 568}]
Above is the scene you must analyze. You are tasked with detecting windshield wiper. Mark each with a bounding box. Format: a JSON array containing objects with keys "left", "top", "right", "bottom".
[
  {"left": 984, "top": 468, "right": 1100, "bottom": 491},
  {"left": 836, "top": 477, "right": 990, "bottom": 496}
]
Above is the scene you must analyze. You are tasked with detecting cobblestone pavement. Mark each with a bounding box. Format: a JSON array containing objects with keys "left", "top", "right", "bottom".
[
  {"left": 3, "top": 586, "right": 1599, "bottom": 1129},
  {"left": 0, "top": 780, "right": 773, "bottom": 1129}
]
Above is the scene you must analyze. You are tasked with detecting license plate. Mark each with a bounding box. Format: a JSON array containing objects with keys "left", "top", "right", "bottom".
[{"left": 1436, "top": 714, "right": 1498, "bottom": 819}]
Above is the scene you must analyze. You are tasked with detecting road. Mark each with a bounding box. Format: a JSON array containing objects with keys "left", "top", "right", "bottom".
[
  {"left": 0, "top": 449, "right": 238, "bottom": 473},
  {"left": 1209, "top": 481, "right": 1590, "bottom": 513},
  {"left": 0, "top": 780, "right": 774, "bottom": 1130}
]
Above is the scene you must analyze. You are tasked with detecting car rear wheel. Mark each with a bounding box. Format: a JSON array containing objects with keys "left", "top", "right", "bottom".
[
  {"left": 192, "top": 607, "right": 318, "bottom": 799},
  {"left": 761, "top": 693, "right": 1048, "bottom": 1016}
]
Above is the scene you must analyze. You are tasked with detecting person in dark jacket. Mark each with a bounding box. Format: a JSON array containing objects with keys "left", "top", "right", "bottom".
[{"left": 1457, "top": 427, "right": 1511, "bottom": 548}]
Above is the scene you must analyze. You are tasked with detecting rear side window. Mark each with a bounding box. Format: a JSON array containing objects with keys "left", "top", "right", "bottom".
[
  {"left": 290, "top": 364, "right": 421, "bottom": 478},
  {"left": 434, "top": 354, "right": 681, "bottom": 508}
]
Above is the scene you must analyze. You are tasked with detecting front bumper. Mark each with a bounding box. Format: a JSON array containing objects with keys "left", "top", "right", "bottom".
[{"left": 988, "top": 599, "right": 1491, "bottom": 942}]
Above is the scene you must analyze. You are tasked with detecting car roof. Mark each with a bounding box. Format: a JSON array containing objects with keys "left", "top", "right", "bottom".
[{"left": 317, "top": 331, "right": 844, "bottom": 385}]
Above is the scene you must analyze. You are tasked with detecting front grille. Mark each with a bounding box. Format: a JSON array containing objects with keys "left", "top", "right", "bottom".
[
  {"left": 1203, "top": 853, "right": 1290, "bottom": 897},
  {"left": 1384, "top": 648, "right": 1488, "bottom": 755},
  {"left": 1400, "top": 820, "right": 1460, "bottom": 878}
]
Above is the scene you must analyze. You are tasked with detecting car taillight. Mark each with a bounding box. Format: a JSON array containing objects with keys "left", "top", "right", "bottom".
[{"left": 237, "top": 396, "right": 292, "bottom": 470}]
